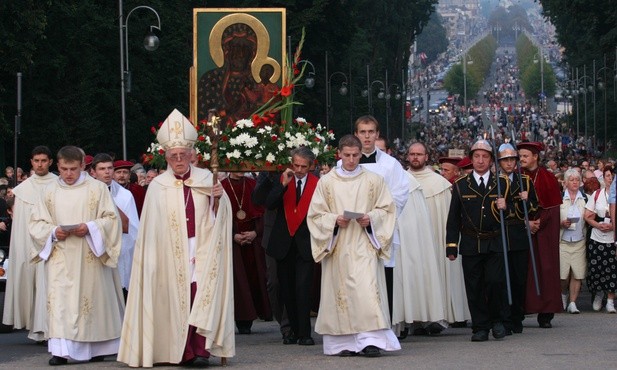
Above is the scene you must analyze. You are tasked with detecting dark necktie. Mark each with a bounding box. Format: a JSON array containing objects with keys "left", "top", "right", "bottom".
[
  {"left": 479, "top": 176, "right": 486, "bottom": 193},
  {"left": 296, "top": 179, "right": 302, "bottom": 204}
]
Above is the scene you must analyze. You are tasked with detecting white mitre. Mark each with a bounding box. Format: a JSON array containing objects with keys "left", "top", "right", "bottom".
[{"left": 156, "top": 109, "right": 198, "bottom": 150}]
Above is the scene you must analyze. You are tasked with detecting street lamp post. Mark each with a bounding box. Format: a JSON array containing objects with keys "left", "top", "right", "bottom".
[
  {"left": 462, "top": 51, "right": 473, "bottom": 114},
  {"left": 577, "top": 65, "right": 593, "bottom": 149},
  {"left": 594, "top": 55, "right": 616, "bottom": 152},
  {"left": 513, "top": 22, "right": 521, "bottom": 41},
  {"left": 493, "top": 25, "right": 502, "bottom": 44},
  {"left": 119, "top": 0, "right": 161, "bottom": 160},
  {"left": 533, "top": 48, "right": 545, "bottom": 110},
  {"left": 324, "top": 52, "right": 348, "bottom": 133}
]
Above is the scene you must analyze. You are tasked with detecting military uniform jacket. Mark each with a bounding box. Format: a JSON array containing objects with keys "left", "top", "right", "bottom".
[
  {"left": 504, "top": 172, "right": 539, "bottom": 251},
  {"left": 446, "top": 172, "right": 513, "bottom": 255}
]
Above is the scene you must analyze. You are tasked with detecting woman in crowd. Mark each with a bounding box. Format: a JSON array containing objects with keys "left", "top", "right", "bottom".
[
  {"left": 584, "top": 165, "right": 617, "bottom": 313},
  {"left": 559, "top": 169, "right": 587, "bottom": 314}
]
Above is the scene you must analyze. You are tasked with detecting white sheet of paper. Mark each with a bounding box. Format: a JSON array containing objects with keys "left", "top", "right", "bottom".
[
  {"left": 343, "top": 210, "right": 364, "bottom": 220},
  {"left": 60, "top": 224, "right": 80, "bottom": 232}
]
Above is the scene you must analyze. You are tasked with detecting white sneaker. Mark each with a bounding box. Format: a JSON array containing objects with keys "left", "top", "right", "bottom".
[
  {"left": 592, "top": 293, "right": 604, "bottom": 311},
  {"left": 567, "top": 302, "right": 580, "bottom": 314},
  {"left": 561, "top": 293, "right": 568, "bottom": 310},
  {"left": 606, "top": 300, "right": 616, "bottom": 314}
]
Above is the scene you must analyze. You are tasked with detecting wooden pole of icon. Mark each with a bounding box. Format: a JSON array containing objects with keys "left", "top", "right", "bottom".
[
  {"left": 207, "top": 109, "right": 221, "bottom": 212},
  {"left": 206, "top": 109, "right": 227, "bottom": 367}
]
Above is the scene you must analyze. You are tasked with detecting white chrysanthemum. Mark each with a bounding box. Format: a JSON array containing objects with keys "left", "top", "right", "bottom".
[
  {"left": 284, "top": 132, "right": 291, "bottom": 138},
  {"left": 278, "top": 143, "right": 286, "bottom": 151},
  {"left": 266, "top": 153, "right": 276, "bottom": 163},
  {"left": 229, "top": 137, "right": 239, "bottom": 146},
  {"left": 312, "top": 147, "right": 320, "bottom": 156},
  {"left": 257, "top": 128, "right": 265, "bottom": 134},
  {"left": 244, "top": 149, "right": 252, "bottom": 156},
  {"left": 226, "top": 152, "right": 233, "bottom": 159},
  {"left": 316, "top": 123, "right": 323, "bottom": 130},
  {"left": 203, "top": 153, "right": 211, "bottom": 161},
  {"left": 255, "top": 153, "right": 263, "bottom": 159},
  {"left": 296, "top": 117, "right": 307, "bottom": 124},
  {"left": 232, "top": 149, "right": 241, "bottom": 159},
  {"left": 235, "top": 119, "right": 253, "bottom": 129},
  {"left": 264, "top": 125, "right": 273, "bottom": 132}
]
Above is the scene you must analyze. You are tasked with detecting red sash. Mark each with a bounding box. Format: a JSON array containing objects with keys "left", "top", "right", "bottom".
[{"left": 283, "top": 173, "right": 318, "bottom": 236}]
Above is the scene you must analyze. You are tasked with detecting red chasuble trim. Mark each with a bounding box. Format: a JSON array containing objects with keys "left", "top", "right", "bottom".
[{"left": 283, "top": 173, "right": 318, "bottom": 236}]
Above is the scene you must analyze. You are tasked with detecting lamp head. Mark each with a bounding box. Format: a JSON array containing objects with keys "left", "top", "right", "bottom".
[
  {"left": 304, "top": 74, "right": 315, "bottom": 89},
  {"left": 144, "top": 27, "right": 160, "bottom": 51}
]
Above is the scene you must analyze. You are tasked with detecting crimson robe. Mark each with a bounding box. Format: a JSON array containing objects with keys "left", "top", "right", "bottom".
[
  {"left": 521, "top": 166, "right": 563, "bottom": 313},
  {"left": 221, "top": 176, "right": 271, "bottom": 322}
]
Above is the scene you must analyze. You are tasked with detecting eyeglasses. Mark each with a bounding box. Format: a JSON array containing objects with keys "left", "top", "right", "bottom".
[{"left": 167, "top": 152, "right": 190, "bottom": 161}]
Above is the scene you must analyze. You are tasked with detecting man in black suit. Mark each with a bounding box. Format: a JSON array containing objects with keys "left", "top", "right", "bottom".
[
  {"left": 446, "top": 139, "right": 512, "bottom": 342},
  {"left": 251, "top": 172, "right": 291, "bottom": 340},
  {"left": 265, "top": 146, "right": 318, "bottom": 346}
]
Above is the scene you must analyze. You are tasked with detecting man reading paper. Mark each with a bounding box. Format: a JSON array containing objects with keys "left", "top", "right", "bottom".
[{"left": 307, "top": 135, "right": 399, "bottom": 358}]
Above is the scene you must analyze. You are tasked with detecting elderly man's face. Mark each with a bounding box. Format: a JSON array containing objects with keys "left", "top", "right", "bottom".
[
  {"left": 114, "top": 168, "right": 131, "bottom": 185},
  {"left": 165, "top": 148, "right": 192, "bottom": 176}
]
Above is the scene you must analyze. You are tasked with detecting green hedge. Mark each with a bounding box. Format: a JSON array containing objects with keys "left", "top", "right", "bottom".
[
  {"left": 444, "top": 35, "right": 497, "bottom": 104},
  {"left": 516, "top": 34, "right": 556, "bottom": 101}
]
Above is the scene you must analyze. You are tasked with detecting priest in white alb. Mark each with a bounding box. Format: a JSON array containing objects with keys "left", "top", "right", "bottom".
[
  {"left": 407, "top": 142, "right": 471, "bottom": 326},
  {"left": 308, "top": 134, "right": 400, "bottom": 358},
  {"left": 392, "top": 168, "right": 447, "bottom": 336},
  {"left": 2, "top": 146, "right": 57, "bottom": 341},
  {"left": 29, "top": 145, "right": 124, "bottom": 366},
  {"left": 118, "top": 109, "right": 234, "bottom": 368}
]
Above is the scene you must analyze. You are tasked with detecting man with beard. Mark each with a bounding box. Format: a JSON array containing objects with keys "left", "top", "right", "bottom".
[
  {"left": 406, "top": 142, "right": 470, "bottom": 329},
  {"left": 517, "top": 141, "right": 563, "bottom": 328}
]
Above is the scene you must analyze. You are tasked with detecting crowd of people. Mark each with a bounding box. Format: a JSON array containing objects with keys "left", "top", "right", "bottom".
[{"left": 0, "top": 49, "right": 615, "bottom": 367}]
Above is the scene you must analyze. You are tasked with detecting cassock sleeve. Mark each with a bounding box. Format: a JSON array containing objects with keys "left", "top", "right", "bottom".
[{"left": 307, "top": 180, "right": 339, "bottom": 262}]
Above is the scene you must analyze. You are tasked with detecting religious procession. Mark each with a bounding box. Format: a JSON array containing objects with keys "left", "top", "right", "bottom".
[{"left": 1, "top": 2, "right": 617, "bottom": 369}]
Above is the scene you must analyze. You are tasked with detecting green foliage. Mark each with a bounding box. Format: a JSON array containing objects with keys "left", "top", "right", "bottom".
[
  {"left": 516, "top": 34, "right": 556, "bottom": 101},
  {"left": 416, "top": 12, "right": 449, "bottom": 64},
  {"left": 443, "top": 35, "right": 497, "bottom": 104},
  {"left": 0, "top": 0, "right": 436, "bottom": 169}
]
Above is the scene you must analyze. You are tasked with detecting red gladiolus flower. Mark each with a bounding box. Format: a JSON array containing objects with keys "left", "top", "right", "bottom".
[
  {"left": 276, "top": 164, "right": 284, "bottom": 171},
  {"left": 265, "top": 161, "right": 272, "bottom": 166},
  {"left": 294, "top": 68, "right": 300, "bottom": 76},
  {"left": 150, "top": 126, "right": 156, "bottom": 134},
  {"left": 225, "top": 158, "right": 231, "bottom": 164},
  {"left": 271, "top": 135, "right": 278, "bottom": 141},
  {"left": 198, "top": 135, "right": 205, "bottom": 141},
  {"left": 199, "top": 119, "right": 207, "bottom": 128},
  {"left": 280, "top": 85, "right": 292, "bottom": 97},
  {"left": 158, "top": 121, "right": 164, "bottom": 128},
  {"left": 222, "top": 135, "right": 229, "bottom": 142},
  {"left": 314, "top": 137, "right": 321, "bottom": 142},
  {"left": 158, "top": 149, "right": 165, "bottom": 155}
]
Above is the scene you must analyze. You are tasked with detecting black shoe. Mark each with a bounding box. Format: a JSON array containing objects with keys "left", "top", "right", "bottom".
[
  {"left": 48, "top": 356, "right": 68, "bottom": 366},
  {"left": 338, "top": 350, "right": 358, "bottom": 357},
  {"left": 412, "top": 327, "right": 429, "bottom": 336},
  {"left": 492, "top": 323, "right": 506, "bottom": 339},
  {"left": 362, "top": 345, "right": 381, "bottom": 357},
  {"left": 397, "top": 327, "right": 409, "bottom": 340},
  {"left": 538, "top": 321, "right": 552, "bottom": 328},
  {"left": 185, "top": 356, "right": 209, "bottom": 368},
  {"left": 511, "top": 322, "right": 523, "bottom": 334},
  {"left": 283, "top": 333, "right": 298, "bottom": 345},
  {"left": 298, "top": 337, "right": 315, "bottom": 346},
  {"left": 89, "top": 355, "right": 105, "bottom": 362},
  {"left": 450, "top": 321, "right": 468, "bottom": 328},
  {"left": 471, "top": 330, "right": 489, "bottom": 342},
  {"left": 427, "top": 322, "right": 444, "bottom": 335},
  {"left": 238, "top": 327, "right": 251, "bottom": 334}
]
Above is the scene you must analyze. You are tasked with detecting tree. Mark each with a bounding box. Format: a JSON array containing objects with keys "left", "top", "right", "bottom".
[{"left": 416, "top": 12, "right": 448, "bottom": 64}]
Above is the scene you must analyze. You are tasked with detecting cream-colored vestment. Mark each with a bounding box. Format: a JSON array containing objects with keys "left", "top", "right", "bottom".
[
  {"left": 118, "top": 166, "right": 234, "bottom": 367},
  {"left": 2, "top": 172, "right": 57, "bottom": 341}
]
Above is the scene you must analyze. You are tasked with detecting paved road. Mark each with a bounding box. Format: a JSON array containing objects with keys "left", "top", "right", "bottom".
[{"left": 1, "top": 289, "right": 617, "bottom": 369}]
